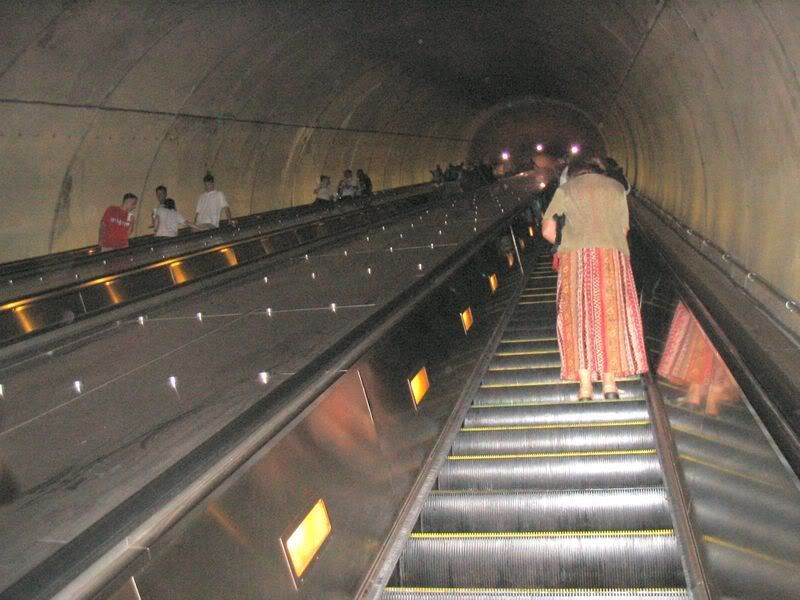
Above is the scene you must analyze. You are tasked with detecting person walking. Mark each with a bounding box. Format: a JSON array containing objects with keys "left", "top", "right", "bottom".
[
  {"left": 99, "top": 192, "right": 138, "bottom": 251},
  {"left": 542, "top": 156, "right": 648, "bottom": 401}
]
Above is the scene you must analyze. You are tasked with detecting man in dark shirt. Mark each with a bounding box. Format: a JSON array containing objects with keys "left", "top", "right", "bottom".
[{"left": 356, "top": 169, "right": 373, "bottom": 197}]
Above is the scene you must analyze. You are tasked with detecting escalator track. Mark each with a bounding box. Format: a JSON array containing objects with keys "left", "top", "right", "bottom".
[{"left": 384, "top": 255, "right": 688, "bottom": 599}]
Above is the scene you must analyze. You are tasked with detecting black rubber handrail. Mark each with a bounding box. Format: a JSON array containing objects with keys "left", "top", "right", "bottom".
[{"left": 0, "top": 182, "right": 431, "bottom": 280}]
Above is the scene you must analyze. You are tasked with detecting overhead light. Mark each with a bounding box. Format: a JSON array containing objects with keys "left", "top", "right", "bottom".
[
  {"left": 529, "top": 225, "right": 536, "bottom": 238},
  {"left": 489, "top": 273, "right": 499, "bottom": 293},
  {"left": 501, "top": 151, "right": 510, "bottom": 161},
  {"left": 536, "top": 144, "right": 544, "bottom": 152},
  {"left": 283, "top": 499, "right": 332, "bottom": 580},
  {"left": 507, "top": 253, "right": 515, "bottom": 268},
  {"left": 408, "top": 366, "right": 431, "bottom": 408},
  {"left": 570, "top": 144, "right": 580, "bottom": 155}
]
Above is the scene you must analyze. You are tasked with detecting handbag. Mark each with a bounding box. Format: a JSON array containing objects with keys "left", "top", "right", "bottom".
[{"left": 551, "top": 213, "right": 566, "bottom": 271}]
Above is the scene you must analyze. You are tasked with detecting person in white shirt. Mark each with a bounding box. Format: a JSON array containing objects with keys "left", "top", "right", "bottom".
[
  {"left": 313, "top": 175, "right": 334, "bottom": 207},
  {"left": 337, "top": 169, "right": 358, "bottom": 200},
  {"left": 150, "top": 185, "right": 168, "bottom": 229},
  {"left": 154, "top": 198, "right": 196, "bottom": 237},
  {"left": 194, "top": 173, "right": 234, "bottom": 228}
]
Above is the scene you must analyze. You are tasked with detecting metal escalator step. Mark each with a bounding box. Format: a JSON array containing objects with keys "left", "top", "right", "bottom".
[
  {"left": 397, "top": 531, "right": 683, "bottom": 588},
  {"left": 482, "top": 367, "right": 563, "bottom": 386},
  {"left": 496, "top": 339, "right": 559, "bottom": 352},
  {"left": 383, "top": 587, "right": 689, "bottom": 599},
  {"left": 451, "top": 423, "right": 654, "bottom": 455},
  {"left": 500, "top": 323, "right": 557, "bottom": 344},
  {"left": 464, "top": 400, "right": 649, "bottom": 428},
  {"left": 419, "top": 488, "right": 672, "bottom": 533},
  {"left": 475, "top": 380, "right": 643, "bottom": 405},
  {"left": 438, "top": 451, "right": 663, "bottom": 490},
  {"left": 489, "top": 356, "right": 562, "bottom": 370}
]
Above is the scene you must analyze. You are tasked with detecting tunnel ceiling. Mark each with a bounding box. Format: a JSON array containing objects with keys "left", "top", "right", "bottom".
[{"left": 1, "top": 0, "right": 799, "bottom": 302}]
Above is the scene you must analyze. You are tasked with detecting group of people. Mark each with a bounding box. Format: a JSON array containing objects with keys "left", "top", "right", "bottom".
[
  {"left": 313, "top": 168, "right": 372, "bottom": 207},
  {"left": 541, "top": 151, "right": 648, "bottom": 400},
  {"left": 98, "top": 173, "right": 234, "bottom": 251},
  {"left": 431, "top": 161, "right": 496, "bottom": 189}
]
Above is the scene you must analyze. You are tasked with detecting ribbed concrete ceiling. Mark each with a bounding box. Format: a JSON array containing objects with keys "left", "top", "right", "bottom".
[{"left": 0, "top": 1, "right": 798, "bottom": 300}]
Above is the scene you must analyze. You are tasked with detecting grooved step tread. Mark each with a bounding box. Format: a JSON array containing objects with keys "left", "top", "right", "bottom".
[
  {"left": 448, "top": 449, "right": 657, "bottom": 461},
  {"left": 461, "top": 421, "right": 651, "bottom": 432},
  {"left": 410, "top": 529, "right": 674, "bottom": 539},
  {"left": 384, "top": 588, "right": 689, "bottom": 598}
]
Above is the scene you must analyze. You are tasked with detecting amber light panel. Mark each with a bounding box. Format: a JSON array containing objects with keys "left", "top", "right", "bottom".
[
  {"left": 169, "top": 261, "right": 189, "bottom": 284},
  {"left": 489, "top": 273, "right": 499, "bottom": 293},
  {"left": 460, "top": 307, "right": 474, "bottom": 333},
  {"left": 220, "top": 247, "right": 239, "bottom": 267},
  {"left": 507, "top": 253, "right": 515, "bottom": 268},
  {"left": 408, "top": 366, "right": 430, "bottom": 407},
  {"left": 529, "top": 225, "right": 535, "bottom": 238},
  {"left": 284, "top": 499, "right": 332, "bottom": 579}
]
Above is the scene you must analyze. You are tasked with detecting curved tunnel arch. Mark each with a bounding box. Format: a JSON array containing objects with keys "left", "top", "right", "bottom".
[{"left": 0, "top": 1, "right": 798, "bottom": 301}]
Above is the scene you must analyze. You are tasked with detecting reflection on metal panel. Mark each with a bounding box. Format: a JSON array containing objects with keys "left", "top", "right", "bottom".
[
  {"left": 100, "top": 225, "right": 522, "bottom": 599},
  {"left": 649, "top": 297, "right": 800, "bottom": 597}
]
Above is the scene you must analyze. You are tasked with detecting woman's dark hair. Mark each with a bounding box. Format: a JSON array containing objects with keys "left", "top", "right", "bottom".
[
  {"left": 164, "top": 198, "right": 176, "bottom": 210},
  {"left": 203, "top": 171, "right": 214, "bottom": 183}
]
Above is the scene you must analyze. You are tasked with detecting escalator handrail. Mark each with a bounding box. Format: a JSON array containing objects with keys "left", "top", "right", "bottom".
[
  {"left": 0, "top": 181, "right": 432, "bottom": 280},
  {"left": 4, "top": 188, "right": 532, "bottom": 600},
  {"left": 643, "top": 374, "right": 713, "bottom": 600}
]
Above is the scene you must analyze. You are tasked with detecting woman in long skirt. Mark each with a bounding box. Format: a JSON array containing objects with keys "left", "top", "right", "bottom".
[{"left": 542, "top": 156, "right": 648, "bottom": 400}]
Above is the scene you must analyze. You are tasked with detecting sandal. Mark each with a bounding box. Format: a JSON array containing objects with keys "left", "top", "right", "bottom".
[
  {"left": 603, "top": 389, "right": 620, "bottom": 400},
  {"left": 578, "top": 387, "right": 594, "bottom": 402}
]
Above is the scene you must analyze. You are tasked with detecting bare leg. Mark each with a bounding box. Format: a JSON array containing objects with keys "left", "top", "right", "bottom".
[
  {"left": 602, "top": 372, "right": 618, "bottom": 397},
  {"left": 578, "top": 369, "right": 593, "bottom": 400}
]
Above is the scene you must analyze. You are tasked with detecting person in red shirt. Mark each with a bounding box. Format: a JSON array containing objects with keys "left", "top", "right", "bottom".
[{"left": 99, "top": 193, "right": 138, "bottom": 251}]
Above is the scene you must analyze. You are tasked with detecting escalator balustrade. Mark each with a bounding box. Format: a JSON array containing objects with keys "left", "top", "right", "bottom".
[{"left": 384, "top": 257, "right": 688, "bottom": 599}]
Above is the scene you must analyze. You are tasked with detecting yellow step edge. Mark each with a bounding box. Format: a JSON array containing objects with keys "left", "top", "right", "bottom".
[
  {"left": 470, "top": 398, "right": 643, "bottom": 409},
  {"left": 487, "top": 365, "right": 559, "bottom": 372},
  {"left": 481, "top": 376, "right": 640, "bottom": 388},
  {"left": 519, "top": 300, "right": 557, "bottom": 305},
  {"left": 703, "top": 535, "right": 797, "bottom": 570},
  {"left": 383, "top": 588, "right": 688, "bottom": 596},
  {"left": 461, "top": 420, "right": 651, "bottom": 432},
  {"left": 410, "top": 529, "right": 674, "bottom": 539},
  {"left": 499, "top": 337, "right": 558, "bottom": 343},
  {"left": 448, "top": 449, "right": 657, "bottom": 460},
  {"left": 521, "top": 292, "right": 557, "bottom": 297},
  {"left": 494, "top": 350, "right": 560, "bottom": 356}
]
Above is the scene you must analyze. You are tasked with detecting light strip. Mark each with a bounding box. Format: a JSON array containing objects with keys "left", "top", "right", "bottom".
[
  {"left": 488, "top": 273, "right": 499, "bottom": 293},
  {"left": 408, "top": 366, "right": 430, "bottom": 407},
  {"left": 460, "top": 307, "right": 474, "bottom": 334},
  {"left": 284, "top": 498, "right": 332, "bottom": 580}
]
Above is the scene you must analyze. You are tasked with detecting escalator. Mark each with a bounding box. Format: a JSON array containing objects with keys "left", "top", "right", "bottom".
[{"left": 383, "top": 255, "right": 688, "bottom": 598}]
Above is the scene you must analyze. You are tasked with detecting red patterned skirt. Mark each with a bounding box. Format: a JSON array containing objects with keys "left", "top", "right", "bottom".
[{"left": 556, "top": 248, "right": 649, "bottom": 380}]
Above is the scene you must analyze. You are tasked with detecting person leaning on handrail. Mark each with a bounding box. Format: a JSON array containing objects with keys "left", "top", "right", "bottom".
[
  {"left": 98, "top": 192, "right": 138, "bottom": 252},
  {"left": 541, "top": 153, "right": 648, "bottom": 401},
  {"left": 194, "top": 172, "right": 235, "bottom": 229}
]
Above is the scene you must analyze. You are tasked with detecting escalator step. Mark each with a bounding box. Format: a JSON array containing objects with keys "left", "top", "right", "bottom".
[
  {"left": 438, "top": 451, "right": 663, "bottom": 490},
  {"left": 495, "top": 339, "right": 559, "bottom": 353},
  {"left": 489, "top": 355, "right": 561, "bottom": 370},
  {"left": 397, "top": 531, "right": 684, "bottom": 588},
  {"left": 483, "top": 367, "right": 563, "bottom": 386},
  {"left": 451, "top": 423, "right": 654, "bottom": 455},
  {"left": 383, "top": 588, "right": 689, "bottom": 599},
  {"left": 500, "top": 329, "right": 557, "bottom": 342},
  {"left": 475, "top": 379, "right": 644, "bottom": 405},
  {"left": 419, "top": 488, "right": 672, "bottom": 532},
  {"left": 464, "top": 400, "right": 649, "bottom": 428}
]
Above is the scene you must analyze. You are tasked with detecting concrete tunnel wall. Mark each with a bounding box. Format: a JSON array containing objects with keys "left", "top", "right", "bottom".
[{"left": 0, "top": 1, "right": 798, "bottom": 301}]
